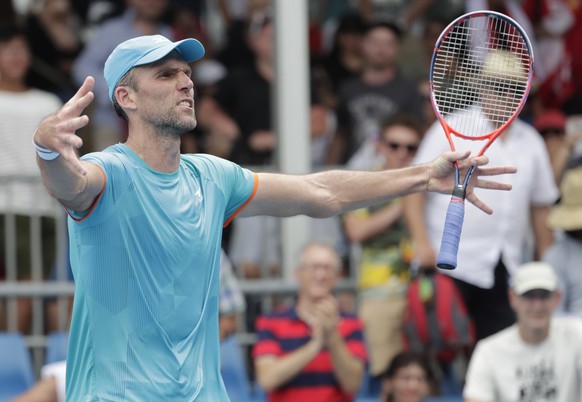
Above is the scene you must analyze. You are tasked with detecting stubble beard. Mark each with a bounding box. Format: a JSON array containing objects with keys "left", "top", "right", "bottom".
[{"left": 148, "top": 108, "right": 197, "bottom": 139}]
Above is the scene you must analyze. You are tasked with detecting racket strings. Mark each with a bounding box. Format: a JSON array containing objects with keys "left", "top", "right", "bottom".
[{"left": 432, "top": 15, "right": 531, "bottom": 137}]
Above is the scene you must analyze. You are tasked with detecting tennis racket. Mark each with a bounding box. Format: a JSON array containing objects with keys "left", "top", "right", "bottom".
[{"left": 429, "top": 10, "right": 534, "bottom": 270}]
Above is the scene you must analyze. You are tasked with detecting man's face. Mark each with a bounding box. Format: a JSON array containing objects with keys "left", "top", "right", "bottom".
[
  {"left": 510, "top": 289, "right": 560, "bottom": 334},
  {"left": 127, "top": 53, "right": 197, "bottom": 136},
  {"left": 295, "top": 245, "right": 339, "bottom": 301},
  {"left": 362, "top": 27, "right": 399, "bottom": 70},
  {"left": 0, "top": 36, "right": 30, "bottom": 83}
]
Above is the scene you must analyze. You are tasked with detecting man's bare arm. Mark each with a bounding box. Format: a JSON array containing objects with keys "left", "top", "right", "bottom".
[
  {"left": 531, "top": 204, "right": 554, "bottom": 259},
  {"left": 241, "top": 152, "right": 516, "bottom": 219},
  {"left": 254, "top": 341, "right": 321, "bottom": 392}
]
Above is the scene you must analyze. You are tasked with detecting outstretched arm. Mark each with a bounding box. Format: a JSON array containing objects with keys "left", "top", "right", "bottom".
[
  {"left": 34, "top": 76, "right": 105, "bottom": 212},
  {"left": 241, "top": 151, "right": 516, "bottom": 219}
]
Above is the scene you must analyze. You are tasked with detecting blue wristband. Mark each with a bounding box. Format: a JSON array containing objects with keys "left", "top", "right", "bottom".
[{"left": 33, "top": 140, "right": 60, "bottom": 161}]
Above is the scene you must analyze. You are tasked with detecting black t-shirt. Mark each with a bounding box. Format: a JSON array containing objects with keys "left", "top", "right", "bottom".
[
  {"left": 213, "top": 65, "right": 272, "bottom": 165},
  {"left": 213, "top": 64, "right": 322, "bottom": 166},
  {"left": 336, "top": 74, "right": 423, "bottom": 162}
]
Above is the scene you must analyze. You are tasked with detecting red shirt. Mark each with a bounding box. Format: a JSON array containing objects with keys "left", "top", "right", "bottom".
[{"left": 253, "top": 306, "right": 367, "bottom": 402}]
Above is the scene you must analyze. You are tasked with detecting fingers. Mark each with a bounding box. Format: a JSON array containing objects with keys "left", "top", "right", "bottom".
[
  {"left": 474, "top": 179, "right": 513, "bottom": 191},
  {"left": 65, "top": 115, "right": 90, "bottom": 136},
  {"left": 61, "top": 77, "right": 95, "bottom": 119},
  {"left": 70, "top": 76, "right": 95, "bottom": 104},
  {"left": 35, "top": 78, "right": 93, "bottom": 151},
  {"left": 60, "top": 148, "right": 87, "bottom": 176},
  {"left": 443, "top": 150, "right": 471, "bottom": 163},
  {"left": 475, "top": 166, "right": 518, "bottom": 176},
  {"left": 466, "top": 192, "right": 493, "bottom": 215}
]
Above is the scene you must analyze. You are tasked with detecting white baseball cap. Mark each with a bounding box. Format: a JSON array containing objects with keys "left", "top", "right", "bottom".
[{"left": 512, "top": 262, "right": 558, "bottom": 295}]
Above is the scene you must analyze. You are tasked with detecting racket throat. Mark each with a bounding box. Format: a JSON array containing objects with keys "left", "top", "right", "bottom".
[{"left": 452, "top": 185, "right": 466, "bottom": 200}]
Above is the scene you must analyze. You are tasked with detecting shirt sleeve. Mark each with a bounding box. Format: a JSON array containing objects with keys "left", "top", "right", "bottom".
[
  {"left": 185, "top": 154, "right": 258, "bottom": 225},
  {"left": 341, "top": 316, "right": 368, "bottom": 362},
  {"left": 252, "top": 316, "right": 282, "bottom": 358},
  {"left": 463, "top": 341, "right": 496, "bottom": 401},
  {"left": 528, "top": 127, "right": 559, "bottom": 205}
]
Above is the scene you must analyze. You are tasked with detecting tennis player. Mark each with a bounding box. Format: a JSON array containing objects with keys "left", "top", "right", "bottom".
[{"left": 33, "top": 34, "right": 515, "bottom": 401}]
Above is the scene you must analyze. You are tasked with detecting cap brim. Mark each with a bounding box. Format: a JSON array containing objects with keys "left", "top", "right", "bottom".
[
  {"left": 515, "top": 280, "right": 557, "bottom": 295},
  {"left": 134, "top": 38, "right": 205, "bottom": 68}
]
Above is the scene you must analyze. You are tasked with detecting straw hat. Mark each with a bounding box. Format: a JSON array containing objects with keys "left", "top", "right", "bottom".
[
  {"left": 481, "top": 49, "right": 526, "bottom": 80},
  {"left": 548, "top": 167, "right": 582, "bottom": 230}
]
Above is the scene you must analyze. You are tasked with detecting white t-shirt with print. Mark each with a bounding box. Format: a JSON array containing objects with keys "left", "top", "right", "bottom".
[{"left": 463, "top": 317, "right": 582, "bottom": 402}]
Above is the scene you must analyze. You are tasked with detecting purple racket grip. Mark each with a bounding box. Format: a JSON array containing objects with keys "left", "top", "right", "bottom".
[{"left": 437, "top": 195, "right": 465, "bottom": 270}]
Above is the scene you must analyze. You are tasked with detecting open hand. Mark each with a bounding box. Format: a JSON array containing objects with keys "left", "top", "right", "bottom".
[
  {"left": 427, "top": 151, "right": 517, "bottom": 214},
  {"left": 33, "top": 76, "right": 95, "bottom": 175}
]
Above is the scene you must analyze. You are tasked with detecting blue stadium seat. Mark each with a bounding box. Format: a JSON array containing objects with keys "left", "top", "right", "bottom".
[
  {"left": 45, "top": 331, "right": 69, "bottom": 365},
  {"left": 221, "top": 335, "right": 256, "bottom": 402},
  {"left": 357, "top": 369, "right": 381, "bottom": 399},
  {"left": 0, "top": 332, "right": 35, "bottom": 401}
]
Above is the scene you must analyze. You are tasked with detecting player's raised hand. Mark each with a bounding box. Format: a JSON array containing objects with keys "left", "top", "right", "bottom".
[
  {"left": 427, "top": 151, "right": 517, "bottom": 214},
  {"left": 33, "top": 76, "right": 95, "bottom": 175}
]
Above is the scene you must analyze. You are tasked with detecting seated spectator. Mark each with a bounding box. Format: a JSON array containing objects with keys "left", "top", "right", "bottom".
[
  {"left": 252, "top": 241, "right": 367, "bottom": 402},
  {"left": 534, "top": 109, "right": 582, "bottom": 184},
  {"left": 463, "top": 261, "right": 582, "bottom": 402},
  {"left": 380, "top": 351, "right": 437, "bottom": 402},
  {"left": 342, "top": 114, "right": 422, "bottom": 380},
  {"left": 543, "top": 167, "right": 582, "bottom": 319}
]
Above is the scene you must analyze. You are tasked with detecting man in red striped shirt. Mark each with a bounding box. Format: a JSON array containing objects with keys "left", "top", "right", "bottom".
[{"left": 252, "top": 241, "right": 367, "bottom": 402}]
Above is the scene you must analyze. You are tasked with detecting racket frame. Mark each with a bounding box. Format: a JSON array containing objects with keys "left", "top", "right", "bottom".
[{"left": 428, "top": 10, "right": 534, "bottom": 269}]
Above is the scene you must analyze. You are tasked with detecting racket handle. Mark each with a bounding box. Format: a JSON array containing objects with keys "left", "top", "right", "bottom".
[{"left": 437, "top": 195, "right": 465, "bottom": 270}]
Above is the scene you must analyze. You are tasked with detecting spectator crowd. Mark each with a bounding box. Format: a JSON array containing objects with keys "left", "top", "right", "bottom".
[{"left": 1, "top": 0, "right": 582, "bottom": 401}]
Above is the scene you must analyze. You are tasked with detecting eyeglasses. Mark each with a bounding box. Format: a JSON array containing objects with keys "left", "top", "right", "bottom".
[
  {"left": 300, "top": 262, "right": 338, "bottom": 274},
  {"left": 381, "top": 140, "right": 419, "bottom": 153}
]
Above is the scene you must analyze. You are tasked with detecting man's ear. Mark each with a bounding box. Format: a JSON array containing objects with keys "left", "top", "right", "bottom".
[{"left": 115, "top": 86, "right": 136, "bottom": 110}]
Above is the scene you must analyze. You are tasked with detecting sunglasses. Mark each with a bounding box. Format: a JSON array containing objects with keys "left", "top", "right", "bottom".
[
  {"left": 381, "top": 140, "right": 419, "bottom": 153},
  {"left": 540, "top": 128, "right": 565, "bottom": 138}
]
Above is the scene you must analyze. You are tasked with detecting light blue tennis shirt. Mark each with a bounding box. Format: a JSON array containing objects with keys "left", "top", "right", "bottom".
[{"left": 65, "top": 144, "right": 256, "bottom": 401}]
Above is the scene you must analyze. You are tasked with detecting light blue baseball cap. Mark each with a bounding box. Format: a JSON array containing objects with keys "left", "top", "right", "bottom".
[{"left": 104, "top": 34, "right": 205, "bottom": 102}]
